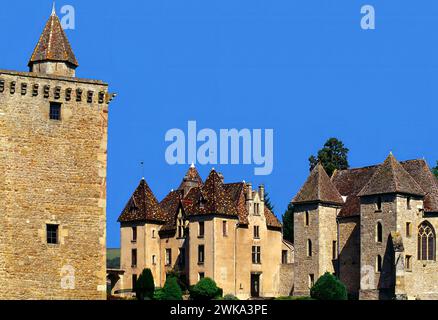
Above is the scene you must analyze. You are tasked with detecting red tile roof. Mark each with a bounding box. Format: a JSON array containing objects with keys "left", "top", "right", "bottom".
[
  {"left": 292, "top": 163, "right": 344, "bottom": 205},
  {"left": 29, "top": 11, "right": 78, "bottom": 68},
  {"left": 118, "top": 179, "right": 167, "bottom": 223}
]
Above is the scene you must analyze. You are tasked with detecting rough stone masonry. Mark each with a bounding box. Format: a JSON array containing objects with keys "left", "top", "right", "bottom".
[{"left": 0, "top": 8, "right": 115, "bottom": 299}]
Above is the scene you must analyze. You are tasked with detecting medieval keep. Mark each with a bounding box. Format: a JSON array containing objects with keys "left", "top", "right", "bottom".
[
  {"left": 292, "top": 153, "right": 438, "bottom": 300},
  {"left": 0, "top": 8, "right": 115, "bottom": 299}
]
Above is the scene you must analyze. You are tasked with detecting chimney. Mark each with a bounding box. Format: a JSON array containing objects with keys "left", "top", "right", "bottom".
[
  {"left": 246, "top": 183, "right": 253, "bottom": 201},
  {"left": 259, "top": 185, "right": 265, "bottom": 202}
]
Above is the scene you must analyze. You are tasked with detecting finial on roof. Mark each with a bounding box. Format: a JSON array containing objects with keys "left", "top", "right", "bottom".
[
  {"left": 390, "top": 151, "right": 393, "bottom": 155},
  {"left": 190, "top": 162, "right": 195, "bottom": 168},
  {"left": 212, "top": 167, "right": 215, "bottom": 171},
  {"left": 51, "top": 2, "right": 56, "bottom": 16},
  {"left": 171, "top": 189, "right": 174, "bottom": 192}
]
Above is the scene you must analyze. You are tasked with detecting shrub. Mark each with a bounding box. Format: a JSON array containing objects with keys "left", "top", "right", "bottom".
[
  {"left": 153, "top": 288, "right": 165, "bottom": 300},
  {"left": 310, "top": 272, "right": 348, "bottom": 300},
  {"left": 166, "top": 271, "right": 188, "bottom": 292},
  {"left": 190, "top": 277, "right": 222, "bottom": 300},
  {"left": 222, "top": 294, "right": 239, "bottom": 300},
  {"left": 135, "top": 268, "right": 155, "bottom": 300},
  {"left": 162, "top": 276, "right": 183, "bottom": 300}
]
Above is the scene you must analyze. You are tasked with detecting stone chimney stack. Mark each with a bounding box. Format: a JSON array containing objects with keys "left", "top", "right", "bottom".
[
  {"left": 259, "top": 185, "right": 265, "bottom": 202},
  {"left": 246, "top": 183, "right": 253, "bottom": 201}
]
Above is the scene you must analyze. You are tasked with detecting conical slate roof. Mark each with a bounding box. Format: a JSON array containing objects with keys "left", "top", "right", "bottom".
[
  {"left": 118, "top": 179, "right": 167, "bottom": 223},
  {"left": 28, "top": 9, "right": 78, "bottom": 68},
  {"left": 292, "top": 163, "right": 344, "bottom": 205},
  {"left": 358, "top": 154, "right": 425, "bottom": 197}
]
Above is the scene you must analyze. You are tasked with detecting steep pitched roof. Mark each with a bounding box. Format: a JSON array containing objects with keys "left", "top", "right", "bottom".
[
  {"left": 184, "top": 170, "right": 237, "bottom": 217},
  {"left": 178, "top": 164, "right": 203, "bottom": 191},
  {"left": 224, "top": 183, "right": 249, "bottom": 224},
  {"left": 401, "top": 160, "right": 438, "bottom": 213},
  {"left": 358, "top": 154, "right": 425, "bottom": 197},
  {"left": 331, "top": 165, "right": 379, "bottom": 218},
  {"left": 28, "top": 10, "right": 79, "bottom": 68},
  {"left": 264, "top": 206, "right": 282, "bottom": 229},
  {"left": 159, "top": 190, "right": 184, "bottom": 232},
  {"left": 292, "top": 163, "right": 344, "bottom": 205},
  {"left": 118, "top": 179, "right": 167, "bottom": 223}
]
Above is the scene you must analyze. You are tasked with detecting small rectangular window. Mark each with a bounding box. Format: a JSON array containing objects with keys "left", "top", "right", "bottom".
[
  {"left": 309, "top": 274, "right": 315, "bottom": 288},
  {"left": 49, "top": 102, "right": 61, "bottom": 120},
  {"left": 132, "top": 274, "right": 137, "bottom": 290},
  {"left": 407, "top": 197, "right": 412, "bottom": 210},
  {"left": 165, "top": 248, "right": 172, "bottom": 266},
  {"left": 305, "top": 211, "right": 310, "bottom": 226},
  {"left": 199, "top": 221, "right": 205, "bottom": 238},
  {"left": 406, "top": 222, "right": 411, "bottom": 237},
  {"left": 282, "top": 250, "right": 288, "bottom": 264},
  {"left": 152, "top": 255, "right": 156, "bottom": 265},
  {"left": 132, "top": 226, "right": 137, "bottom": 242},
  {"left": 46, "top": 224, "right": 59, "bottom": 244},
  {"left": 131, "top": 249, "right": 137, "bottom": 267},
  {"left": 254, "top": 226, "right": 260, "bottom": 239},
  {"left": 406, "top": 255, "right": 412, "bottom": 271},
  {"left": 223, "top": 221, "right": 228, "bottom": 236},
  {"left": 198, "top": 245, "right": 205, "bottom": 264},
  {"left": 332, "top": 241, "right": 337, "bottom": 260},
  {"left": 252, "top": 246, "right": 261, "bottom": 264},
  {"left": 199, "top": 272, "right": 205, "bottom": 280}
]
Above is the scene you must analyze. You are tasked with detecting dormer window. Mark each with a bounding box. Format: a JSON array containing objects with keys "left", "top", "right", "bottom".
[{"left": 177, "top": 210, "right": 184, "bottom": 238}]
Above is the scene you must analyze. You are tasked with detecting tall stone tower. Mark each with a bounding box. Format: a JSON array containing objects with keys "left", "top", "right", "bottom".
[
  {"left": 292, "top": 164, "right": 344, "bottom": 296},
  {"left": 358, "top": 154, "right": 425, "bottom": 300},
  {"left": 0, "top": 8, "right": 115, "bottom": 299}
]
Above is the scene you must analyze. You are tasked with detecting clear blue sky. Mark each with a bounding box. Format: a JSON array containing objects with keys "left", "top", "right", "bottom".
[{"left": 2, "top": 1, "right": 438, "bottom": 248}]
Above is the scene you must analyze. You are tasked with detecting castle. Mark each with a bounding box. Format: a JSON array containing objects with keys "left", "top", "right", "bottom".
[
  {"left": 112, "top": 165, "right": 294, "bottom": 299},
  {"left": 0, "top": 8, "right": 114, "bottom": 299},
  {"left": 292, "top": 154, "right": 438, "bottom": 300}
]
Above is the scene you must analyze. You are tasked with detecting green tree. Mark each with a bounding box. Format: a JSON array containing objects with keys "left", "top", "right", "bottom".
[
  {"left": 310, "top": 272, "right": 348, "bottom": 300},
  {"left": 162, "top": 276, "right": 183, "bottom": 300},
  {"left": 282, "top": 203, "right": 294, "bottom": 243},
  {"left": 264, "top": 192, "right": 274, "bottom": 212},
  {"left": 309, "top": 138, "right": 349, "bottom": 177},
  {"left": 433, "top": 161, "right": 438, "bottom": 179},
  {"left": 135, "top": 268, "right": 155, "bottom": 300},
  {"left": 190, "top": 278, "right": 222, "bottom": 300}
]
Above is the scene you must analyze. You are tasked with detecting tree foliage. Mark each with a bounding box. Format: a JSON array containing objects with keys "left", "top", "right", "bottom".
[
  {"left": 162, "top": 276, "right": 183, "bottom": 300},
  {"left": 310, "top": 272, "right": 348, "bottom": 300},
  {"left": 282, "top": 203, "right": 294, "bottom": 243},
  {"left": 190, "top": 277, "right": 222, "bottom": 300},
  {"left": 309, "top": 138, "right": 349, "bottom": 177},
  {"left": 135, "top": 268, "right": 155, "bottom": 300},
  {"left": 433, "top": 161, "right": 438, "bottom": 179},
  {"left": 264, "top": 192, "right": 274, "bottom": 212}
]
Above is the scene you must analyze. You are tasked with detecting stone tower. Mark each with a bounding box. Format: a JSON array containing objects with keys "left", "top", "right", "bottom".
[
  {"left": 0, "top": 8, "right": 115, "bottom": 299},
  {"left": 358, "top": 154, "right": 425, "bottom": 300},
  {"left": 292, "top": 164, "right": 344, "bottom": 296}
]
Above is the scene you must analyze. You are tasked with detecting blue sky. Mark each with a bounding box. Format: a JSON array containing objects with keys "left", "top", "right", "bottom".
[{"left": 2, "top": 1, "right": 438, "bottom": 248}]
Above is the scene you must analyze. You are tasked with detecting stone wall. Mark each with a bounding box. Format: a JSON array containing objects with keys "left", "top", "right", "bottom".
[
  {"left": 0, "top": 70, "right": 112, "bottom": 299},
  {"left": 338, "top": 216, "right": 360, "bottom": 297}
]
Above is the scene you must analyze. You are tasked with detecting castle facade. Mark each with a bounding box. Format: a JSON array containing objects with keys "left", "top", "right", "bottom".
[{"left": 292, "top": 154, "right": 438, "bottom": 300}]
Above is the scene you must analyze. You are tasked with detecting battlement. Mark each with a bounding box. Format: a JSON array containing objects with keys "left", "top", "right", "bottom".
[{"left": 0, "top": 70, "right": 116, "bottom": 104}]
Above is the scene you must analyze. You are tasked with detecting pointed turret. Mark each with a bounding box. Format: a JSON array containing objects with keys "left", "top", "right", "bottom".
[
  {"left": 292, "top": 163, "right": 344, "bottom": 205},
  {"left": 358, "top": 153, "right": 425, "bottom": 197},
  {"left": 118, "top": 179, "right": 167, "bottom": 223},
  {"left": 28, "top": 5, "right": 78, "bottom": 77},
  {"left": 178, "top": 163, "right": 203, "bottom": 196}
]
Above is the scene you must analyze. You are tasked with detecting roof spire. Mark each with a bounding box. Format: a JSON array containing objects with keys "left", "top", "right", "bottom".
[
  {"left": 190, "top": 162, "right": 195, "bottom": 168},
  {"left": 51, "top": 2, "right": 56, "bottom": 16}
]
